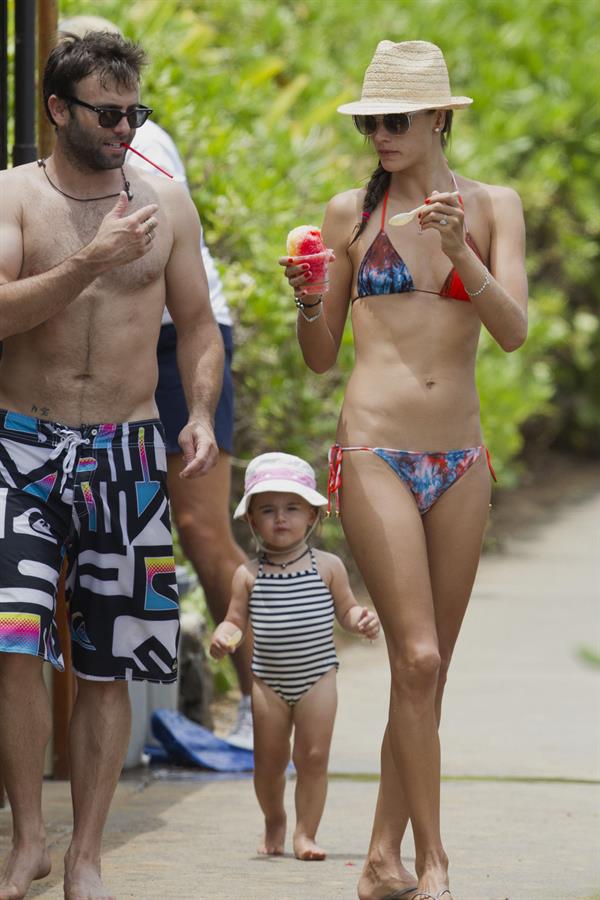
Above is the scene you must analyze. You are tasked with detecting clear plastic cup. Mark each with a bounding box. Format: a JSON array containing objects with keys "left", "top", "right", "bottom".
[{"left": 290, "top": 249, "right": 334, "bottom": 294}]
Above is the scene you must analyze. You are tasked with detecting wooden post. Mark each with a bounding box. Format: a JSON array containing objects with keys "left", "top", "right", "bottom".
[
  {"left": 36, "top": 0, "right": 57, "bottom": 158},
  {"left": 13, "top": 0, "right": 37, "bottom": 165},
  {"left": 1, "top": 0, "right": 8, "bottom": 171}
]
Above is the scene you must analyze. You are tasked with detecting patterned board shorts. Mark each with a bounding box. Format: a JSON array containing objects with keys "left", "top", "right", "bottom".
[{"left": 0, "top": 409, "right": 179, "bottom": 683}]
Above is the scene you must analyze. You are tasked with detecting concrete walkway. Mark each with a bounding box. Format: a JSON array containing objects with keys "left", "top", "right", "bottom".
[{"left": 2, "top": 488, "right": 599, "bottom": 899}]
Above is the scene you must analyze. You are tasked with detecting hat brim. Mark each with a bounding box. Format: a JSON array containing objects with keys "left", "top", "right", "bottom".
[
  {"left": 337, "top": 96, "right": 473, "bottom": 115},
  {"left": 234, "top": 480, "right": 328, "bottom": 519}
]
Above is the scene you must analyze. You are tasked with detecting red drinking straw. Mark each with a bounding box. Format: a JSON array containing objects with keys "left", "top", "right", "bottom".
[{"left": 120, "top": 142, "right": 173, "bottom": 178}]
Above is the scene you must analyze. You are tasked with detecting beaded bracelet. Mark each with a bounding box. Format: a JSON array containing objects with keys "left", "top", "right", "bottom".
[
  {"left": 295, "top": 296, "right": 323, "bottom": 322},
  {"left": 295, "top": 295, "right": 323, "bottom": 309},
  {"left": 465, "top": 270, "right": 491, "bottom": 298}
]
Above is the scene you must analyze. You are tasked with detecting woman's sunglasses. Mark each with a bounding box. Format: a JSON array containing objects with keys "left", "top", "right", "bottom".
[
  {"left": 352, "top": 112, "right": 415, "bottom": 137},
  {"left": 64, "top": 95, "right": 153, "bottom": 129}
]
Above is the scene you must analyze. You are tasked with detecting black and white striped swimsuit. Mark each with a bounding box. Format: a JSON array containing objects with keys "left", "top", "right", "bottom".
[{"left": 249, "top": 549, "right": 339, "bottom": 705}]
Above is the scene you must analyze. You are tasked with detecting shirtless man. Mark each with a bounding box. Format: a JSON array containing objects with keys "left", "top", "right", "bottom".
[{"left": 0, "top": 32, "right": 223, "bottom": 900}]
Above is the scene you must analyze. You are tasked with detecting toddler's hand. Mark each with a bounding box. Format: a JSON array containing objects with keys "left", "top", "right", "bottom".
[
  {"left": 210, "top": 624, "right": 242, "bottom": 659},
  {"left": 356, "top": 607, "right": 380, "bottom": 640}
]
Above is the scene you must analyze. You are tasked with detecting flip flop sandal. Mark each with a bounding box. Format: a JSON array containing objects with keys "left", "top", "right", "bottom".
[
  {"left": 412, "top": 890, "right": 453, "bottom": 900},
  {"left": 382, "top": 888, "right": 419, "bottom": 900}
]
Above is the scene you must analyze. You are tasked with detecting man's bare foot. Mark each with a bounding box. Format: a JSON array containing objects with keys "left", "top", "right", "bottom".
[
  {"left": 63, "top": 855, "right": 115, "bottom": 900},
  {"left": 257, "top": 814, "right": 286, "bottom": 856},
  {"left": 357, "top": 857, "right": 418, "bottom": 900},
  {"left": 293, "top": 834, "right": 326, "bottom": 861},
  {"left": 0, "top": 843, "right": 51, "bottom": 900}
]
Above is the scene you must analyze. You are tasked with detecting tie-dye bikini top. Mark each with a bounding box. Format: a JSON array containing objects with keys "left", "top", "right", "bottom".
[{"left": 354, "top": 181, "right": 485, "bottom": 304}]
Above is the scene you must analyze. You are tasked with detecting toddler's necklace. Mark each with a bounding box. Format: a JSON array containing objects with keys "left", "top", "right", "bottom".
[
  {"left": 37, "top": 158, "right": 133, "bottom": 201},
  {"left": 261, "top": 546, "right": 310, "bottom": 570}
]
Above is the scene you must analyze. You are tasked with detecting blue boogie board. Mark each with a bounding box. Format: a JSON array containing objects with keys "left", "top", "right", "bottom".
[{"left": 151, "top": 709, "right": 254, "bottom": 772}]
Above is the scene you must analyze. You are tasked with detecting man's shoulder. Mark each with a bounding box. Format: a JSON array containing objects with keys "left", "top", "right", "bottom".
[
  {"left": 0, "top": 160, "right": 40, "bottom": 188},
  {"left": 0, "top": 161, "right": 40, "bottom": 219}
]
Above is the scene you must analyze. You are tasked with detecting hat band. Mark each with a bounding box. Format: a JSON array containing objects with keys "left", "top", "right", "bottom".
[
  {"left": 362, "top": 88, "right": 451, "bottom": 103},
  {"left": 245, "top": 468, "right": 316, "bottom": 493}
]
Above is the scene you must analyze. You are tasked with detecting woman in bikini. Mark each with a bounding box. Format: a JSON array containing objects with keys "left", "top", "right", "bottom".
[{"left": 279, "top": 41, "right": 527, "bottom": 900}]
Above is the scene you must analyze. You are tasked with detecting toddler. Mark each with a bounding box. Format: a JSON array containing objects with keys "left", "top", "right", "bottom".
[{"left": 211, "top": 452, "right": 380, "bottom": 860}]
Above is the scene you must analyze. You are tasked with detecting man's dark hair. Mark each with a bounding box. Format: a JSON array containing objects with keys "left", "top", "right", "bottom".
[{"left": 43, "top": 31, "right": 147, "bottom": 126}]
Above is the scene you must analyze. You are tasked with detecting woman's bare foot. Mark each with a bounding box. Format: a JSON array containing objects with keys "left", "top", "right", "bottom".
[
  {"left": 257, "top": 814, "right": 286, "bottom": 856},
  {"left": 293, "top": 834, "right": 326, "bottom": 861},
  {"left": 412, "top": 859, "right": 452, "bottom": 900},
  {"left": 0, "top": 842, "right": 51, "bottom": 900},
  {"left": 63, "top": 854, "right": 115, "bottom": 900},
  {"left": 357, "top": 857, "right": 418, "bottom": 900},
  {"left": 412, "top": 879, "right": 453, "bottom": 899}
]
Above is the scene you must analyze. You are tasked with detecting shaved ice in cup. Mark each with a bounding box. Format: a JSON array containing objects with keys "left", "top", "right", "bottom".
[
  {"left": 287, "top": 225, "right": 334, "bottom": 294},
  {"left": 287, "top": 225, "right": 325, "bottom": 256}
]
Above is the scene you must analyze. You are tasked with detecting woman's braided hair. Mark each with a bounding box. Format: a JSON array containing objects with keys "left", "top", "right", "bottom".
[
  {"left": 349, "top": 164, "right": 390, "bottom": 246},
  {"left": 350, "top": 110, "right": 453, "bottom": 246}
]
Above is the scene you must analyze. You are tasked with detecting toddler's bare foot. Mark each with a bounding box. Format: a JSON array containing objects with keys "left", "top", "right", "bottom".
[
  {"left": 257, "top": 814, "right": 286, "bottom": 856},
  {"left": 64, "top": 854, "right": 115, "bottom": 900},
  {"left": 293, "top": 834, "right": 326, "bottom": 861},
  {"left": 358, "top": 857, "right": 418, "bottom": 899},
  {"left": 0, "top": 842, "right": 51, "bottom": 900}
]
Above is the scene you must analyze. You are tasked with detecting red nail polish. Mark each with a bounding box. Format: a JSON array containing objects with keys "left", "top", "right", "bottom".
[
  {"left": 287, "top": 258, "right": 293, "bottom": 264},
  {"left": 424, "top": 198, "right": 431, "bottom": 205}
]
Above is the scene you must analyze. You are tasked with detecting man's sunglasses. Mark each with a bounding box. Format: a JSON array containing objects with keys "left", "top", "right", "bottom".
[
  {"left": 352, "top": 112, "right": 415, "bottom": 137},
  {"left": 64, "top": 95, "right": 153, "bottom": 129}
]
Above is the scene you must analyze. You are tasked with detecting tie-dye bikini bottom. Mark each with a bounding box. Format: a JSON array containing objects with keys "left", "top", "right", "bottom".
[{"left": 328, "top": 443, "right": 496, "bottom": 516}]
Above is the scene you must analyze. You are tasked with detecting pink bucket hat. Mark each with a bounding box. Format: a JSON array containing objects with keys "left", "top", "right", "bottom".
[{"left": 234, "top": 452, "right": 328, "bottom": 519}]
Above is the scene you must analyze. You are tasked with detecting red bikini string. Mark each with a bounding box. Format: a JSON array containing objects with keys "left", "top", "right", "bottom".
[
  {"left": 485, "top": 447, "right": 498, "bottom": 482},
  {"left": 327, "top": 444, "right": 344, "bottom": 516}
]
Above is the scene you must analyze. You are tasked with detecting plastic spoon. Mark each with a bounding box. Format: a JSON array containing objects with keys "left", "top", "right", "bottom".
[{"left": 388, "top": 191, "right": 459, "bottom": 227}]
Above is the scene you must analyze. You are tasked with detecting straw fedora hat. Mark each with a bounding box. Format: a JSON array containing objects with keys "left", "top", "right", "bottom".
[{"left": 338, "top": 40, "right": 472, "bottom": 116}]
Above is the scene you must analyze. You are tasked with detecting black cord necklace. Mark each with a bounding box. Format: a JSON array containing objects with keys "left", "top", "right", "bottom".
[
  {"left": 37, "top": 158, "right": 133, "bottom": 202},
  {"left": 261, "top": 546, "right": 310, "bottom": 570}
]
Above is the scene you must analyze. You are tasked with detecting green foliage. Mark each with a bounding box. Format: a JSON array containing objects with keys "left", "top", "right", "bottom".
[
  {"left": 577, "top": 644, "right": 600, "bottom": 671},
  {"left": 53, "top": 0, "right": 600, "bottom": 484}
]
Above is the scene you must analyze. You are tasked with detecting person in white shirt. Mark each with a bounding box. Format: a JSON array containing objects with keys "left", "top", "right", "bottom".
[
  {"left": 59, "top": 15, "right": 254, "bottom": 750},
  {"left": 131, "top": 120, "right": 253, "bottom": 749}
]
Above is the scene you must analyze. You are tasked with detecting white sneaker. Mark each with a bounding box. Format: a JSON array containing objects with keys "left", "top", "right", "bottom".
[{"left": 226, "top": 696, "right": 253, "bottom": 750}]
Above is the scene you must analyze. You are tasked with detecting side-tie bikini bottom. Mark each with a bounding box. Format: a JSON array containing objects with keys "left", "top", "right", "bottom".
[{"left": 327, "top": 443, "right": 496, "bottom": 516}]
